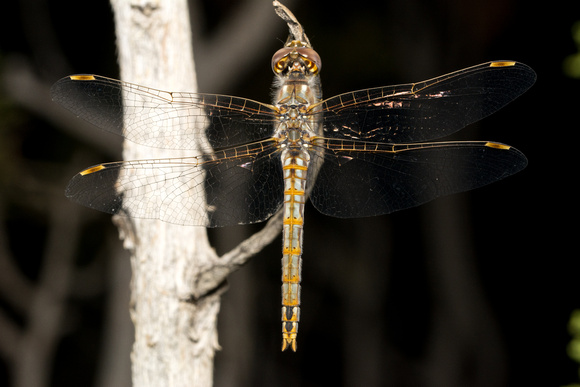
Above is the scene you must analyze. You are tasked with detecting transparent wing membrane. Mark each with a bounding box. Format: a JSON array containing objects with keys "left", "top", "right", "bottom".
[
  {"left": 52, "top": 61, "right": 535, "bottom": 226},
  {"left": 310, "top": 139, "right": 526, "bottom": 218},
  {"left": 51, "top": 75, "right": 280, "bottom": 151},
  {"left": 65, "top": 140, "right": 283, "bottom": 227},
  {"left": 319, "top": 62, "right": 535, "bottom": 143}
]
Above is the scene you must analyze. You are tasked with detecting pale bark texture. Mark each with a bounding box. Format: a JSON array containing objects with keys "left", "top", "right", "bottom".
[
  {"left": 107, "top": 2, "right": 282, "bottom": 386},
  {"left": 110, "top": 1, "right": 219, "bottom": 386}
]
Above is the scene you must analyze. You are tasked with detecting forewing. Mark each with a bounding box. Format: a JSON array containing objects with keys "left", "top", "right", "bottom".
[
  {"left": 50, "top": 75, "right": 280, "bottom": 151},
  {"left": 317, "top": 61, "right": 536, "bottom": 143}
]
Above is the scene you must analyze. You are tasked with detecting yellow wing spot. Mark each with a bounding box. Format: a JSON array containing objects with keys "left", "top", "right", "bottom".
[
  {"left": 80, "top": 165, "right": 106, "bottom": 175},
  {"left": 489, "top": 61, "right": 516, "bottom": 68},
  {"left": 70, "top": 75, "right": 96, "bottom": 81},
  {"left": 485, "top": 142, "right": 511, "bottom": 150}
]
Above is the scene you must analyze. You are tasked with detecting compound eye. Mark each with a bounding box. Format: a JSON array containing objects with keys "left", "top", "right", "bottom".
[
  {"left": 272, "top": 47, "right": 292, "bottom": 74},
  {"left": 296, "top": 48, "right": 321, "bottom": 73},
  {"left": 271, "top": 46, "right": 322, "bottom": 74}
]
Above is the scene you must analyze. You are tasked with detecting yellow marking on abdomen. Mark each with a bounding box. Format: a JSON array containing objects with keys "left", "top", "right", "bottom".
[
  {"left": 280, "top": 151, "right": 311, "bottom": 352},
  {"left": 283, "top": 164, "right": 308, "bottom": 170},
  {"left": 283, "top": 217, "right": 304, "bottom": 225},
  {"left": 284, "top": 188, "right": 305, "bottom": 195}
]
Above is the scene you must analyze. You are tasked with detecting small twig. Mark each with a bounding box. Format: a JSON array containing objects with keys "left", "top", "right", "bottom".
[
  {"left": 220, "top": 211, "right": 283, "bottom": 267},
  {"left": 193, "top": 211, "right": 283, "bottom": 299},
  {"left": 273, "top": 1, "right": 310, "bottom": 45}
]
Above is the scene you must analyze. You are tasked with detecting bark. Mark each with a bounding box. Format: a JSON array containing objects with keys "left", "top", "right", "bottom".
[
  {"left": 110, "top": 1, "right": 219, "bottom": 386},
  {"left": 108, "top": 1, "right": 282, "bottom": 385}
]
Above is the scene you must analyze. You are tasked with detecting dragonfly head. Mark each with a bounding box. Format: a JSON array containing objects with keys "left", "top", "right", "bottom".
[{"left": 272, "top": 39, "right": 321, "bottom": 76}]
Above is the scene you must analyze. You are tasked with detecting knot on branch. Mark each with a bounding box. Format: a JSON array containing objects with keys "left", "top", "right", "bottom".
[{"left": 130, "top": 1, "right": 159, "bottom": 17}]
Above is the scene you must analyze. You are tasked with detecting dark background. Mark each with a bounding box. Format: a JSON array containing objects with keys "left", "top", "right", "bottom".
[{"left": 0, "top": 0, "right": 577, "bottom": 386}]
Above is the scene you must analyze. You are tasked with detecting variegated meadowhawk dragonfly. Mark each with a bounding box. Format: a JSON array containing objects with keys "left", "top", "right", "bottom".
[{"left": 51, "top": 4, "right": 535, "bottom": 352}]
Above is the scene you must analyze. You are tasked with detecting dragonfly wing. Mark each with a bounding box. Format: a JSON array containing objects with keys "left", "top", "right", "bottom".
[
  {"left": 318, "top": 61, "right": 536, "bottom": 143},
  {"left": 51, "top": 75, "right": 280, "bottom": 151},
  {"left": 65, "top": 140, "right": 283, "bottom": 227},
  {"left": 309, "top": 140, "right": 527, "bottom": 218}
]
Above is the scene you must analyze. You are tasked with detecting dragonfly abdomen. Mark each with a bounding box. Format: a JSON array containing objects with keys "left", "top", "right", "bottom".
[{"left": 280, "top": 149, "right": 309, "bottom": 351}]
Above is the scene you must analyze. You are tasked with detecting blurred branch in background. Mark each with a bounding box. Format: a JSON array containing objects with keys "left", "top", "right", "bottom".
[
  {"left": 0, "top": 0, "right": 287, "bottom": 385},
  {"left": 0, "top": 150, "right": 110, "bottom": 387},
  {"left": 0, "top": 0, "right": 577, "bottom": 386},
  {"left": 563, "top": 21, "right": 580, "bottom": 78},
  {"left": 565, "top": 310, "right": 580, "bottom": 387}
]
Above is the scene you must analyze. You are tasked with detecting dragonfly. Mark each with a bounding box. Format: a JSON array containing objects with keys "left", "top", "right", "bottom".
[{"left": 51, "top": 34, "right": 535, "bottom": 351}]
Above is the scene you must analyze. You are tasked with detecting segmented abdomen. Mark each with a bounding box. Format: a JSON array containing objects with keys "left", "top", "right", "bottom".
[{"left": 280, "top": 149, "right": 309, "bottom": 352}]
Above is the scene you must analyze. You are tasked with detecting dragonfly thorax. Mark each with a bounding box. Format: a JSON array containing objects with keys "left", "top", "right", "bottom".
[
  {"left": 276, "top": 123, "right": 312, "bottom": 146},
  {"left": 278, "top": 104, "right": 307, "bottom": 123}
]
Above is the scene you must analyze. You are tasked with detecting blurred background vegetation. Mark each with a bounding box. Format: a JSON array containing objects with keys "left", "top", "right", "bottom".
[{"left": 0, "top": 0, "right": 578, "bottom": 386}]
